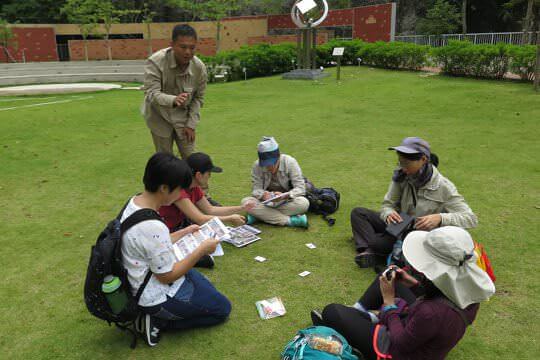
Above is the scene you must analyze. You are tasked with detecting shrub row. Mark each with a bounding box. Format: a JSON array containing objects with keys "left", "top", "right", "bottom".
[{"left": 201, "top": 40, "right": 537, "bottom": 82}]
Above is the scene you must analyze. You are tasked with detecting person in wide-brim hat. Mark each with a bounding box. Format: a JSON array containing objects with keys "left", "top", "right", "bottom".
[{"left": 313, "top": 226, "right": 495, "bottom": 360}]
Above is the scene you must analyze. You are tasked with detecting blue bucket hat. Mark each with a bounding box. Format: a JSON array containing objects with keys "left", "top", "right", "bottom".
[{"left": 257, "top": 136, "right": 280, "bottom": 167}]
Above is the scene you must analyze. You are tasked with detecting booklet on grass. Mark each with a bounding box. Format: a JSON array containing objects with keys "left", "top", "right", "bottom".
[
  {"left": 222, "top": 224, "right": 262, "bottom": 247},
  {"left": 255, "top": 297, "right": 286, "bottom": 320}
]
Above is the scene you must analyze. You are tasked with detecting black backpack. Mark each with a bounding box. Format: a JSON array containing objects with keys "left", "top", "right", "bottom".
[
  {"left": 305, "top": 179, "right": 340, "bottom": 226},
  {"left": 84, "top": 200, "right": 163, "bottom": 348}
]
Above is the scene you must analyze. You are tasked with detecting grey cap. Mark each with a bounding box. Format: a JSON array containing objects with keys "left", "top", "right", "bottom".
[{"left": 389, "top": 137, "right": 431, "bottom": 158}]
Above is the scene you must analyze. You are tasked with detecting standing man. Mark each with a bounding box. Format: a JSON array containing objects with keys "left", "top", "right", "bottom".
[{"left": 143, "top": 24, "right": 207, "bottom": 159}]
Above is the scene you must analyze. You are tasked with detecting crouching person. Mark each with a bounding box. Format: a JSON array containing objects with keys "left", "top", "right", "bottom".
[
  {"left": 242, "top": 136, "right": 309, "bottom": 228},
  {"left": 121, "top": 153, "right": 231, "bottom": 347}
]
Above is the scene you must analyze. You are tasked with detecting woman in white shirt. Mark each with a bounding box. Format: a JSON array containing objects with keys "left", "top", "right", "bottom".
[{"left": 121, "top": 153, "right": 231, "bottom": 347}]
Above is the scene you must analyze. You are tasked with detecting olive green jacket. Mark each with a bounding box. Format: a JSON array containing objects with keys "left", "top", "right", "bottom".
[
  {"left": 380, "top": 167, "right": 478, "bottom": 228},
  {"left": 143, "top": 48, "right": 207, "bottom": 137}
]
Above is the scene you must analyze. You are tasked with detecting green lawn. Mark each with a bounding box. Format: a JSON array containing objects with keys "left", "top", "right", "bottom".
[{"left": 0, "top": 67, "right": 539, "bottom": 359}]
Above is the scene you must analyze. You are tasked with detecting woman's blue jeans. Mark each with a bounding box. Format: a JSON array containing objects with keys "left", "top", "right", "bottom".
[{"left": 143, "top": 269, "right": 232, "bottom": 330}]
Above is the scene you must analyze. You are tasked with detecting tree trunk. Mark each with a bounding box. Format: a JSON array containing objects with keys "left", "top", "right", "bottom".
[
  {"left": 216, "top": 20, "right": 221, "bottom": 53},
  {"left": 147, "top": 22, "right": 153, "bottom": 57},
  {"left": 523, "top": 0, "right": 534, "bottom": 45},
  {"left": 106, "top": 33, "right": 112, "bottom": 61},
  {"left": 462, "top": 0, "right": 467, "bottom": 35},
  {"left": 534, "top": 23, "right": 540, "bottom": 92},
  {"left": 84, "top": 37, "right": 89, "bottom": 62}
]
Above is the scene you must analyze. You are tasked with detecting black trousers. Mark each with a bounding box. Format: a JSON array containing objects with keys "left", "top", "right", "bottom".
[
  {"left": 351, "top": 207, "right": 396, "bottom": 255},
  {"left": 322, "top": 276, "right": 419, "bottom": 360}
]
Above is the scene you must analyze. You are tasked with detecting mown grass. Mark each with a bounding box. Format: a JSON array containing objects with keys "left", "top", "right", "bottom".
[{"left": 0, "top": 66, "right": 538, "bottom": 359}]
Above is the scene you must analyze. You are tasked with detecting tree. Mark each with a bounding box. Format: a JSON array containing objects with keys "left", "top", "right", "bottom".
[
  {"left": 535, "top": 21, "right": 540, "bottom": 91},
  {"left": 462, "top": 0, "right": 467, "bottom": 34},
  {"left": 0, "top": 18, "right": 17, "bottom": 63},
  {"left": 416, "top": 0, "right": 461, "bottom": 35},
  {"left": 0, "top": 0, "right": 67, "bottom": 23},
  {"left": 62, "top": 0, "right": 99, "bottom": 61},
  {"left": 505, "top": 0, "right": 540, "bottom": 44},
  {"left": 141, "top": 2, "right": 157, "bottom": 56},
  {"left": 94, "top": 0, "right": 140, "bottom": 60},
  {"left": 167, "top": 0, "right": 245, "bottom": 53}
]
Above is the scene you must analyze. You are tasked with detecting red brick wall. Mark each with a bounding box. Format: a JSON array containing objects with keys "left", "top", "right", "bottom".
[
  {"left": 353, "top": 4, "right": 393, "bottom": 42},
  {"left": 0, "top": 27, "right": 58, "bottom": 63},
  {"left": 267, "top": 4, "right": 393, "bottom": 42},
  {"left": 247, "top": 33, "right": 329, "bottom": 46},
  {"left": 68, "top": 38, "right": 216, "bottom": 61}
]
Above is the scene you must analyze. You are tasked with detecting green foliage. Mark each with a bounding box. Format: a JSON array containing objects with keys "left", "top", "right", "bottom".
[
  {"left": 431, "top": 40, "right": 538, "bottom": 80},
  {"left": 315, "top": 39, "right": 366, "bottom": 65},
  {"left": 202, "top": 43, "right": 296, "bottom": 81},
  {"left": 357, "top": 41, "right": 430, "bottom": 70},
  {"left": 506, "top": 44, "right": 537, "bottom": 80},
  {"left": 0, "top": 18, "right": 16, "bottom": 49},
  {"left": 315, "top": 40, "right": 429, "bottom": 70},
  {"left": 61, "top": 0, "right": 99, "bottom": 39},
  {"left": 416, "top": 0, "right": 462, "bottom": 35}
]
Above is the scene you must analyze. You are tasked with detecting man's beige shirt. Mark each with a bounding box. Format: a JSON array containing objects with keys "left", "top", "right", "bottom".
[{"left": 143, "top": 48, "right": 207, "bottom": 137}]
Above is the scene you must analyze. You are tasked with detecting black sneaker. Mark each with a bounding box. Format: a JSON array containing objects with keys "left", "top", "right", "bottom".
[
  {"left": 195, "top": 254, "right": 215, "bottom": 269},
  {"left": 310, "top": 310, "right": 326, "bottom": 326},
  {"left": 355, "top": 252, "right": 378, "bottom": 268},
  {"left": 144, "top": 314, "right": 161, "bottom": 347}
]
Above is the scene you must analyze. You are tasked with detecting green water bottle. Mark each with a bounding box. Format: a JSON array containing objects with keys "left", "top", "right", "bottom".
[{"left": 102, "top": 275, "right": 129, "bottom": 314}]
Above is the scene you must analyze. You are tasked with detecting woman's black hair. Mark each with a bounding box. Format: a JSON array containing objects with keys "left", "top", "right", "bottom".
[
  {"left": 422, "top": 278, "right": 444, "bottom": 299},
  {"left": 143, "top": 152, "right": 193, "bottom": 193},
  {"left": 397, "top": 151, "right": 439, "bottom": 167}
]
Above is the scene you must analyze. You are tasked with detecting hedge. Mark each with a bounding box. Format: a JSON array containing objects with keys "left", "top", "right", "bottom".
[
  {"left": 200, "top": 40, "right": 537, "bottom": 83},
  {"left": 432, "top": 40, "right": 537, "bottom": 80}
]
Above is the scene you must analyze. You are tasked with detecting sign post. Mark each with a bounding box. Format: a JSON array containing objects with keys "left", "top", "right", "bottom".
[{"left": 333, "top": 47, "right": 345, "bottom": 81}]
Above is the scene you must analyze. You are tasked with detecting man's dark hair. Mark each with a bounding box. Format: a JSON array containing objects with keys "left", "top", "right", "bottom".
[
  {"left": 143, "top": 152, "right": 192, "bottom": 193},
  {"left": 172, "top": 24, "right": 197, "bottom": 42}
]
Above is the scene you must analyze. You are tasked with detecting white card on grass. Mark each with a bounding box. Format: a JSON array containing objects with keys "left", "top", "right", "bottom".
[
  {"left": 254, "top": 256, "right": 267, "bottom": 262},
  {"left": 306, "top": 243, "right": 317, "bottom": 249},
  {"left": 299, "top": 271, "right": 311, "bottom": 277}
]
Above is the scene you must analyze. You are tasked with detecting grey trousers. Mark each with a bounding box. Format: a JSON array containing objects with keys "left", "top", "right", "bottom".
[{"left": 241, "top": 196, "right": 309, "bottom": 226}]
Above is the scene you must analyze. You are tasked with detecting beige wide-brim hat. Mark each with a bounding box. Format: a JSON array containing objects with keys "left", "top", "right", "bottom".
[{"left": 403, "top": 226, "right": 496, "bottom": 309}]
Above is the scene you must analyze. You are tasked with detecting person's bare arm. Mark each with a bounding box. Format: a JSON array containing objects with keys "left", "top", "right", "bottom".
[{"left": 154, "top": 238, "right": 219, "bottom": 284}]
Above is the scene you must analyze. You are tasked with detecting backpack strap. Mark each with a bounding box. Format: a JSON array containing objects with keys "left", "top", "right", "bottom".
[
  {"left": 120, "top": 208, "right": 163, "bottom": 234},
  {"left": 119, "top": 207, "right": 165, "bottom": 304}
]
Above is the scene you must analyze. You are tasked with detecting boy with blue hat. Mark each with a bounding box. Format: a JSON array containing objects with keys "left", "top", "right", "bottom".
[{"left": 241, "top": 137, "right": 309, "bottom": 228}]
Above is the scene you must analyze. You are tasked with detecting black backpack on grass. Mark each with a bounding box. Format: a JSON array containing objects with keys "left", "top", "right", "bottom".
[
  {"left": 84, "top": 200, "right": 163, "bottom": 348},
  {"left": 304, "top": 178, "right": 340, "bottom": 226}
]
